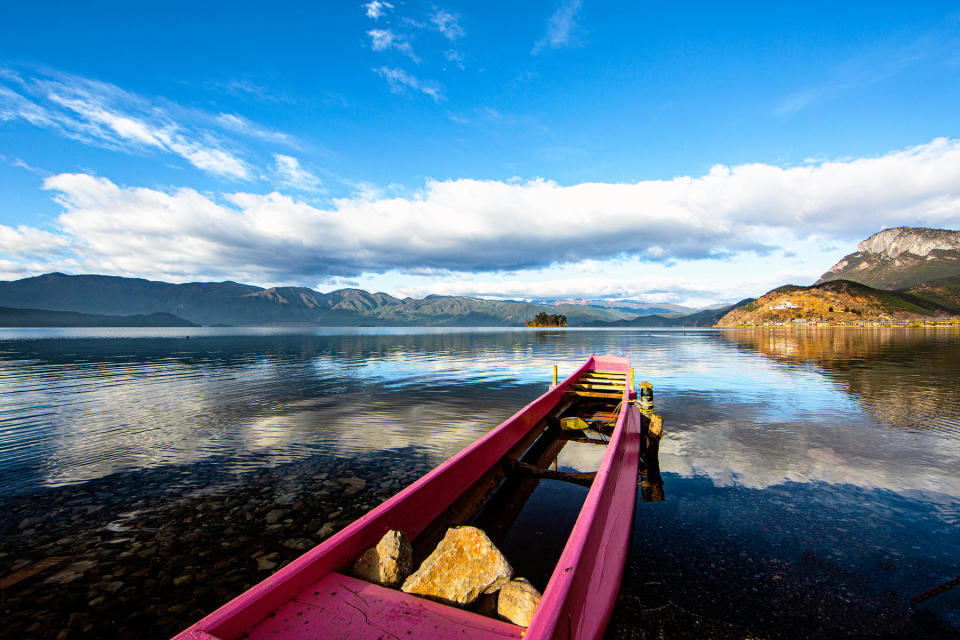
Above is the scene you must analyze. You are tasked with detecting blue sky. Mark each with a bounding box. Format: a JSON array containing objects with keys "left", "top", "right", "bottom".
[{"left": 2, "top": 1, "right": 960, "bottom": 306}]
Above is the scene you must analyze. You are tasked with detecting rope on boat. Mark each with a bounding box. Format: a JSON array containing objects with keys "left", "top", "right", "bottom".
[{"left": 912, "top": 574, "right": 960, "bottom": 606}]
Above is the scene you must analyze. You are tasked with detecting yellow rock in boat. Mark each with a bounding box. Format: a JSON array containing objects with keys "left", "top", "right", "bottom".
[{"left": 560, "top": 416, "right": 588, "bottom": 431}]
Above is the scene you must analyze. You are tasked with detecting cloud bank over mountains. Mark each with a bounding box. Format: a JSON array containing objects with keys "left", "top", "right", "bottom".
[{"left": 2, "top": 137, "right": 958, "bottom": 295}]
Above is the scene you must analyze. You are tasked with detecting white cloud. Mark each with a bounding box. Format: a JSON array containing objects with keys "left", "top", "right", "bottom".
[
  {"left": 392, "top": 274, "right": 725, "bottom": 303},
  {"left": 364, "top": 0, "right": 393, "bottom": 19},
  {"left": 0, "top": 224, "right": 71, "bottom": 257},
  {"left": 10, "top": 157, "right": 46, "bottom": 175},
  {"left": 209, "top": 77, "right": 298, "bottom": 105},
  {"left": 33, "top": 139, "right": 960, "bottom": 290},
  {"left": 533, "top": 0, "right": 583, "bottom": 54},
  {"left": 444, "top": 49, "right": 466, "bottom": 68},
  {"left": 0, "top": 66, "right": 281, "bottom": 181},
  {"left": 373, "top": 67, "right": 442, "bottom": 101},
  {"left": 373, "top": 259, "right": 822, "bottom": 308},
  {"left": 431, "top": 9, "right": 464, "bottom": 41},
  {"left": 216, "top": 113, "right": 296, "bottom": 146},
  {"left": 272, "top": 154, "right": 323, "bottom": 192},
  {"left": 367, "top": 29, "right": 420, "bottom": 62},
  {"left": 774, "top": 25, "right": 956, "bottom": 116}
]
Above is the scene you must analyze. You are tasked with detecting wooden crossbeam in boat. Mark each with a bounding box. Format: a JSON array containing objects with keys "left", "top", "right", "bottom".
[
  {"left": 564, "top": 390, "right": 624, "bottom": 399},
  {"left": 580, "top": 412, "right": 618, "bottom": 420},
  {"left": 558, "top": 432, "right": 610, "bottom": 446},
  {"left": 578, "top": 376, "right": 625, "bottom": 383},
  {"left": 504, "top": 458, "right": 596, "bottom": 488},
  {"left": 589, "top": 370, "right": 627, "bottom": 376},
  {"left": 572, "top": 387, "right": 624, "bottom": 395},
  {"left": 572, "top": 381, "right": 624, "bottom": 389}
]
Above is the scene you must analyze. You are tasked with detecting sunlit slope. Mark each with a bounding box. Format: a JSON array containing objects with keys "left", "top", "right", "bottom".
[{"left": 716, "top": 280, "right": 956, "bottom": 326}]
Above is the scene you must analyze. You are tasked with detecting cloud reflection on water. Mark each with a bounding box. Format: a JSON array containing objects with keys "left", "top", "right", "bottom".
[{"left": 0, "top": 327, "right": 957, "bottom": 508}]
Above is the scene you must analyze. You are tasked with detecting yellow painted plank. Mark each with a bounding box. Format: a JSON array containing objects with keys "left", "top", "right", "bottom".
[
  {"left": 572, "top": 384, "right": 624, "bottom": 391},
  {"left": 564, "top": 390, "right": 624, "bottom": 399}
]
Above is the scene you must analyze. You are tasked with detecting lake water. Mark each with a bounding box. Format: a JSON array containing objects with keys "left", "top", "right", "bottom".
[{"left": 1, "top": 327, "right": 958, "bottom": 639}]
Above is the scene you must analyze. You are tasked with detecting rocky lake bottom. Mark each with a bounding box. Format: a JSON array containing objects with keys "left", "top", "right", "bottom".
[
  {"left": 1, "top": 327, "right": 959, "bottom": 639},
  {"left": 3, "top": 450, "right": 957, "bottom": 640}
]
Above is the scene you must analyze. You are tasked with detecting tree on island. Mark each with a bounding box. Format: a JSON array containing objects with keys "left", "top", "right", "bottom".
[{"left": 526, "top": 312, "right": 567, "bottom": 327}]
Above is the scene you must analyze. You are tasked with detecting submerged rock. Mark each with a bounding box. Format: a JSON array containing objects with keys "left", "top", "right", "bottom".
[
  {"left": 282, "top": 538, "right": 314, "bottom": 551},
  {"left": 401, "top": 526, "right": 512, "bottom": 607},
  {"left": 264, "top": 509, "right": 288, "bottom": 524},
  {"left": 497, "top": 577, "right": 541, "bottom": 627},
  {"left": 338, "top": 477, "right": 366, "bottom": 496},
  {"left": 350, "top": 529, "right": 413, "bottom": 588}
]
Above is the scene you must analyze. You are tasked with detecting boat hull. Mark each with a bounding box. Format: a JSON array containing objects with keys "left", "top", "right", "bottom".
[{"left": 173, "top": 355, "right": 641, "bottom": 640}]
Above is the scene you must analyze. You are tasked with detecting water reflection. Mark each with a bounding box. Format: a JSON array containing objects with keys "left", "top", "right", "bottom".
[
  {"left": 0, "top": 329, "right": 564, "bottom": 493},
  {"left": 0, "top": 326, "right": 958, "bottom": 634},
  {"left": 720, "top": 327, "right": 960, "bottom": 435},
  {"left": 2, "top": 327, "right": 959, "bottom": 502}
]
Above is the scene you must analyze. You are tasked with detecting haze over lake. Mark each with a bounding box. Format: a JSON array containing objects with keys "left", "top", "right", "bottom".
[{"left": 1, "top": 327, "right": 957, "bottom": 637}]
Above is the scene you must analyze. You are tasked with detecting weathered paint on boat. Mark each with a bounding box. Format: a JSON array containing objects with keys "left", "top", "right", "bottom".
[{"left": 173, "top": 354, "right": 641, "bottom": 640}]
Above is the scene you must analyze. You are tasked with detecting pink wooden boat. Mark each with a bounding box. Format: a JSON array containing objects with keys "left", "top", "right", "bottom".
[{"left": 173, "top": 354, "right": 645, "bottom": 640}]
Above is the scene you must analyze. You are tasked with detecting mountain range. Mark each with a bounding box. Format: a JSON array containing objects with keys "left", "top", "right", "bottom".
[
  {"left": 1, "top": 227, "right": 958, "bottom": 328},
  {"left": 0, "top": 273, "right": 703, "bottom": 327}
]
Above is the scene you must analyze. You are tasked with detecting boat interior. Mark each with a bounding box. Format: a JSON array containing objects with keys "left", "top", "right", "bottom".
[
  {"left": 180, "top": 363, "right": 664, "bottom": 640},
  {"left": 411, "top": 368, "right": 663, "bottom": 592}
]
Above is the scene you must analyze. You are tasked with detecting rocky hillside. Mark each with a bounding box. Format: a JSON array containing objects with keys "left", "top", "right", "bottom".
[
  {"left": 716, "top": 280, "right": 956, "bottom": 326},
  {"left": 816, "top": 227, "right": 960, "bottom": 290}
]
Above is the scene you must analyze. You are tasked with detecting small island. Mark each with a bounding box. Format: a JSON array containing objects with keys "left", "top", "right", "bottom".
[{"left": 526, "top": 312, "right": 567, "bottom": 327}]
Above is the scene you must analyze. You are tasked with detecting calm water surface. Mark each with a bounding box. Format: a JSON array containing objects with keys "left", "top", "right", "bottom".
[{"left": 1, "top": 327, "right": 958, "bottom": 638}]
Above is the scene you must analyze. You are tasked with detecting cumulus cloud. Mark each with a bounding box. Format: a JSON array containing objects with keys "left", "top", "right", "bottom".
[
  {"left": 0, "top": 66, "right": 278, "bottom": 180},
  {"left": 32, "top": 138, "right": 960, "bottom": 286},
  {"left": 373, "top": 67, "right": 442, "bottom": 101},
  {"left": 533, "top": 0, "right": 583, "bottom": 54},
  {"left": 272, "top": 154, "right": 323, "bottom": 192},
  {"left": 0, "top": 224, "right": 71, "bottom": 257}
]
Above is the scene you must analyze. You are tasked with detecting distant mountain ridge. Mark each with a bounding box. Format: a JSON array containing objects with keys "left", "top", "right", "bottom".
[
  {"left": 0, "top": 306, "right": 196, "bottom": 328},
  {"left": 0, "top": 273, "right": 652, "bottom": 327},
  {"left": 549, "top": 299, "right": 696, "bottom": 316},
  {"left": 583, "top": 300, "right": 750, "bottom": 327},
  {"left": 817, "top": 227, "right": 960, "bottom": 290}
]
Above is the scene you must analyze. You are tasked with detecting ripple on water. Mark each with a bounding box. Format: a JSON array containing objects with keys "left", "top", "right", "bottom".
[{"left": 0, "top": 327, "right": 958, "bottom": 635}]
